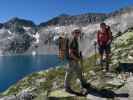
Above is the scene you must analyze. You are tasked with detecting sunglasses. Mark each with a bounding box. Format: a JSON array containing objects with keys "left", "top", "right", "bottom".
[{"left": 75, "top": 31, "right": 80, "bottom": 34}]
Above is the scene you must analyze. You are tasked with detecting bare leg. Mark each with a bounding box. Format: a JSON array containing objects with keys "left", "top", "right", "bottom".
[{"left": 64, "top": 63, "right": 73, "bottom": 90}]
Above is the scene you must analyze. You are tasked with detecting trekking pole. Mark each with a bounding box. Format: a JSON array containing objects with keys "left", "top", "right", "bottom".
[
  {"left": 94, "top": 41, "right": 97, "bottom": 66},
  {"left": 80, "top": 51, "right": 84, "bottom": 73},
  {"left": 79, "top": 51, "right": 87, "bottom": 83},
  {"left": 80, "top": 51, "right": 83, "bottom": 66}
]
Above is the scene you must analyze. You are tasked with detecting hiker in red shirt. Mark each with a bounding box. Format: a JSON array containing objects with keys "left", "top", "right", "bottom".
[{"left": 97, "top": 23, "right": 112, "bottom": 71}]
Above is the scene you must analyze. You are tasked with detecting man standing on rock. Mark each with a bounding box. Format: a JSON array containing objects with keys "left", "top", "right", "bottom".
[
  {"left": 61, "top": 29, "right": 115, "bottom": 97},
  {"left": 64, "top": 29, "right": 89, "bottom": 95},
  {"left": 97, "top": 23, "right": 112, "bottom": 72}
]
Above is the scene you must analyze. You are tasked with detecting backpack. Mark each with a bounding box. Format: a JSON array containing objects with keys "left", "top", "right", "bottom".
[
  {"left": 58, "top": 36, "right": 81, "bottom": 61},
  {"left": 58, "top": 37, "right": 69, "bottom": 60}
]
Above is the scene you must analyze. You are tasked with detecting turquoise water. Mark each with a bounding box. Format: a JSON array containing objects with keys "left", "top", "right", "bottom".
[{"left": 0, "top": 55, "right": 65, "bottom": 92}]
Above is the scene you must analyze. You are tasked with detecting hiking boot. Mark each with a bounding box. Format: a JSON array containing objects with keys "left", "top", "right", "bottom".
[
  {"left": 102, "top": 67, "right": 109, "bottom": 72},
  {"left": 65, "top": 87, "right": 75, "bottom": 94},
  {"left": 81, "top": 82, "right": 92, "bottom": 89},
  {"left": 80, "top": 88, "right": 88, "bottom": 95},
  {"left": 65, "top": 87, "right": 87, "bottom": 96},
  {"left": 106, "top": 65, "right": 109, "bottom": 72},
  {"left": 86, "top": 87, "right": 116, "bottom": 98},
  {"left": 100, "top": 59, "right": 104, "bottom": 69},
  {"left": 102, "top": 69, "right": 107, "bottom": 72},
  {"left": 86, "top": 86, "right": 99, "bottom": 94},
  {"left": 99, "top": 89, "right": 116, "bottom": 98}
]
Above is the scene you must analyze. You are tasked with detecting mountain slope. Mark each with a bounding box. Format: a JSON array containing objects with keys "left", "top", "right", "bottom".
[
  {"left": 0, "top": 6, "right": 133, "bottom": 57},
  {"left": 0, "top": 17, "right": 37, "bottom": 55},
  {"left": 1, "top": 29, "right": 133, "bottom": 100},
  {"left": 4, "top": 17, "right": 36, "bottom": 29},
  {"left": 39, "top": 13, "right": 108, "bottom": 27}
]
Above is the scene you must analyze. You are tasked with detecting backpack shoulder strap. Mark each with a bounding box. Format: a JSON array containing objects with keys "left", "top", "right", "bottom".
[
  {"left": 106, "top": 26, "right": 113, "bottom": 41},
  {"left": 68, "top": 37, "right": 73, "bottom": 47}
]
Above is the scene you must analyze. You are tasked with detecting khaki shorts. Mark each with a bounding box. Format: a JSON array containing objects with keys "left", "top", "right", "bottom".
[{"left": 64, "top": 60, "right": 83, "bottom": 88}]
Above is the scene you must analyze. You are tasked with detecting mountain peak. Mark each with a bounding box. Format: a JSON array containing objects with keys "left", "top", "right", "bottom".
[
  {"left": 10, "top": 17, "right": 19, "bottom": 21},
  {"left": 4, "top": 17, "right": 36, "bottom": 29},
  {"left": 7, "top": 17, "right": 26, "bottom": 23},
  {"left": 59, "top": 14, "right": 70, "bottom": 17}
]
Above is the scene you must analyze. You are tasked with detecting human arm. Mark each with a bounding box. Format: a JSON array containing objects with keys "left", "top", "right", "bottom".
[
  {"left": 69, "top": 49, "right": 80, "bottom": 61},
  {"left": 107, "top": 26, "right": 113, "bottom": 45}
]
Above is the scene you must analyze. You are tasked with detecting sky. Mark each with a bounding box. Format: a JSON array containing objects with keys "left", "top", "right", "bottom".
[{"left": 0, "top": 0, "right": 133, "bottom": 24}]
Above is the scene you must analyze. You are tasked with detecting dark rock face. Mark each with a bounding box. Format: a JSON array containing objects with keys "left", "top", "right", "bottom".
[
  {"left": 4, "top": 17, "right": 36, "bottom": 29},
  {"left": 0, "top": 23, "right": 4, "bottom": 29},
  {"left": 0, "top": 17, "right": 36, "bottom": 54},
  {"left": 39, "top": 13, "right": 108, "bottom": 27},
  {"left": 6, "top": 34, "right": 34, "bottom": 54}
]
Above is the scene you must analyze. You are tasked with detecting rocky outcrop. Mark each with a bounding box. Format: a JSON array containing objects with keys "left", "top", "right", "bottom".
[
  {"left": 4, "top": 17, "right": 36, "bottom": 29},
  {"left": 39, "top": 13, "right": 108, "bottom": 27},
  {"left": 1, "top": 27, "right": 133, "bottom": 100}
]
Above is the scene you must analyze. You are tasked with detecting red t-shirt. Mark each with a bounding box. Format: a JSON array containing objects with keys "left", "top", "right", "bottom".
[{"left": 97, "top": 27, "right": 111, "bottom": 46}]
